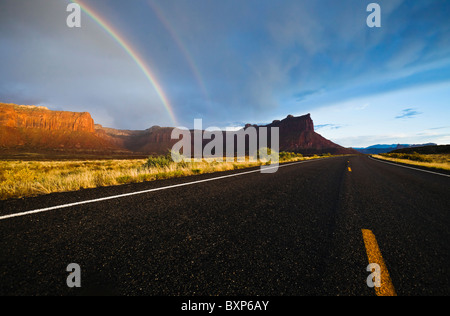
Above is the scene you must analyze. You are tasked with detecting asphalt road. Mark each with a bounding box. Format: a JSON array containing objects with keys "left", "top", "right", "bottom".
[{"left": 0, "top": 155, "right": 449, "bottom": 296}]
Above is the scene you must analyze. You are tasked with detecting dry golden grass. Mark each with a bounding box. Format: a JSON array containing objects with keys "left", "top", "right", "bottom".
[
  {"left": 0, "top": 154, "right": 324, "bottom": 200},
  {"left": 372, "top": 154, "right": 450, "bottom": 171}
]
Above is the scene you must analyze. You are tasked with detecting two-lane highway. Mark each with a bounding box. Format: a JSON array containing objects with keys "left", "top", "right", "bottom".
[{"left": 0, "top": 156, "right": 449, "bottom": 296}]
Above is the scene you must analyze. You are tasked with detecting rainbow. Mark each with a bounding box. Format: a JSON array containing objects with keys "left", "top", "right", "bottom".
[
  {"left": 148, "top": 0, "right": 210, "bottom": 105},
  {"left": 70, "top": 0, "right": 178, "bottom": 125}
]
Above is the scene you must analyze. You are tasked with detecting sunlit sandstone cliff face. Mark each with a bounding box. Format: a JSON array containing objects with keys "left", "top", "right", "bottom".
[
  {"left": 0, "top": 103, "right": 96, "bottom": 133},
  {"left": 0, "top": 103, "right": 115, "bottom": 151}
]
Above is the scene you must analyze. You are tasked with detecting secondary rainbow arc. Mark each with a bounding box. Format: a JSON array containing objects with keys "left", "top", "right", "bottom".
[{"left": 148, "top": 0, "right": 210, "bottom": 106}]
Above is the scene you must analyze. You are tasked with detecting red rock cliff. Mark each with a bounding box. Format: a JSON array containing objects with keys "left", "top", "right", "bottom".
[
  {"left": 263, "top": 114, "right": 358, "bottom": 155},
  {"left": 0, "top": 103, "right": 121, "bottom": 153},
  {"left": 0, "top": 103, "right": 95, "bottom": 133},
  {"left": 267, "top": 113, "right": 315, "bottom": 132}
]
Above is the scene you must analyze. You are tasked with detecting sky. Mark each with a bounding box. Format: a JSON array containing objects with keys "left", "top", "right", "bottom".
[{"left": 0, "top": 0, "right": 449, "bottom": 147}]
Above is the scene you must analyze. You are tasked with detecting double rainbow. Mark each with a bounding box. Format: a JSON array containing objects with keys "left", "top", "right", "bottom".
[{"left": 70, "top": 0, "right": 178, "bottom": 125}]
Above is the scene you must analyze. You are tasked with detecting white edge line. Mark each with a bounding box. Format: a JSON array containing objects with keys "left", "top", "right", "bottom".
[
  {"left": 369, "top": 156, "right": 450, "bottom": 178},
  {"left": 0, "top": 158, "right": 327, "bottom": 221}
]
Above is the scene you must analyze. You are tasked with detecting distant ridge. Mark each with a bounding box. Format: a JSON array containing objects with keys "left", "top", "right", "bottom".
[
  {"left": 354, "top": 143, "right": 437, "bottom": 155},
  {"left": 0, "top": 102, "right": 357, "bottom": 158},
  {"left": 390, "top": 145, "right": 450, "bottom": 155}
]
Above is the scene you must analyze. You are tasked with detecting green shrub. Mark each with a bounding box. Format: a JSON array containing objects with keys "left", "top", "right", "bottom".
[
  {"left": 279, "top": 151, "right": 303, "bottom": 161},
  {"left": 143, "top": 154, "right": 173, "bottom": 169}
]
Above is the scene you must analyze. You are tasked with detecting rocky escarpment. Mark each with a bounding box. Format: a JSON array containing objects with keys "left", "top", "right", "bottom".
[
  {"left": 95, "top": 113, "right": 357, "bottom": 156},
  {"left": 0, "top": 103, "right": 119, "bottom": 152},
  {"left": 0, "top": 102, "right": 358, "bottom": 157},
  {"left": 263, "top": 114, "right": 358, "bottom": 155},
  {"left": 0, "top": 103, "right": 95, "bottom": 132},
  {"left": 95, "top": 124, "right": 177, "bottom": 155}
]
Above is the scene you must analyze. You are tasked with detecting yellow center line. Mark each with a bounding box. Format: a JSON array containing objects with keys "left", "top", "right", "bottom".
[{"left": 362, "top": 229, "right": 397, "bottom": 296}]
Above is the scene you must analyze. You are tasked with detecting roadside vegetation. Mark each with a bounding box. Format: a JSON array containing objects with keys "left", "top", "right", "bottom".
[
  {"left": 373, "top": 152, "right": 450, "bottom": 172},
  {"left": 0, "top": 151, "right": 335, "bottom": 200}
]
